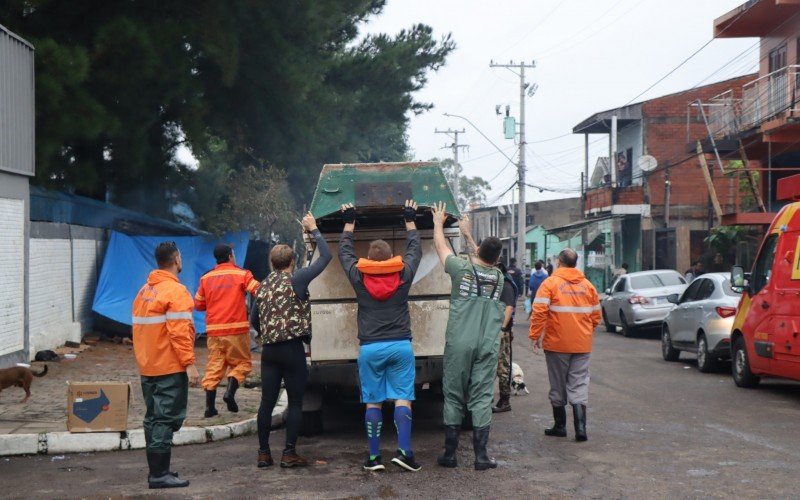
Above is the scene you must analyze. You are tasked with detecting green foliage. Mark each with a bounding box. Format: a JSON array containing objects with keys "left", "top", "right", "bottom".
[
  {"left": 726, "top": 160, "right": 761, "bottom": 212},
  {"left": 436, "top": 158, "right": 492, "bottom": 211},
  {"left": 1, "top": 1, "right": 454, "bottom": 235}
]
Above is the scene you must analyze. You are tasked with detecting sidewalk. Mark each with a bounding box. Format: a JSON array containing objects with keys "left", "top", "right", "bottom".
[{"left": 0, "top": 335, "right": 281, "bottom": 455}]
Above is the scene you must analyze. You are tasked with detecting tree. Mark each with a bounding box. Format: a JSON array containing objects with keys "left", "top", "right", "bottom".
[
  {"left": 437, "top": 158, "right": 492, "bottom": 211},
  {"left": 0, "top": 1, "right": 455, "bottom": 227}
]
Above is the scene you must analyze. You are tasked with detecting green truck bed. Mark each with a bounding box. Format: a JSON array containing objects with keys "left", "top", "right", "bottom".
[{"left": 309, "top": 162, "right": 460, "bottom": 231}]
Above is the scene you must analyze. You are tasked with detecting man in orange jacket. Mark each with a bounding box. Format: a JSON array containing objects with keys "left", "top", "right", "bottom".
[
  {"left": 195, "top": 244, "right": 259, "bottom": 417},
  {"left": 132, "top": 241, "right": 200, "bottom": 489},
  {"left": 529, "top": 248, "right": 600, "bottom": 442}
]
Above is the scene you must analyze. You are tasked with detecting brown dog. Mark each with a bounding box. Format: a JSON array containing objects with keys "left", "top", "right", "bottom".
[{"left": 0, "top": 365, "right": 48, "bottom": 403}]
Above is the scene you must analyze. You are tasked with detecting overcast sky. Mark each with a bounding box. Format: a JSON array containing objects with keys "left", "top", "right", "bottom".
[{"left": 363, "top": 0, "right": 758, "bottom": 206}]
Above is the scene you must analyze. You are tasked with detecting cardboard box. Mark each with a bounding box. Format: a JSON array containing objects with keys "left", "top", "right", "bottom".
[{"left": 67, "top": 382, "right": 130, "bottom": 433}]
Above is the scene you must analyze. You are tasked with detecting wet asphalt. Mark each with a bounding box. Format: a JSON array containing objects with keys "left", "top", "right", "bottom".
[{"left": 2, "top": 323, "right": 800, "bottom": 499}]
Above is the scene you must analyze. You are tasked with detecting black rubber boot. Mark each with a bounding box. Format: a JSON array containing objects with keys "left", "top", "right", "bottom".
[
  {"left": 204, "top": 390, "right": 218, "bottom": 418},
  {"left": 472, "top": 426, "right": 497, "bottom": 471},
  {"left": 492, "top": 396, "right": 511, "bottom": 413},
  {"left": 436, "top": 425, "right": 460, "bottom": 468},
  {"left": 223, "top": 377, "right": 239, "bottom": 413},
  {"left": 147, "top": 451, "right": 189, "bottom": 489},
  {"left": 573, "top": 404, "right": 588, "bottom": 442},
  {"left": 544, "top": 405, "right": 567, "bottom": 437}
]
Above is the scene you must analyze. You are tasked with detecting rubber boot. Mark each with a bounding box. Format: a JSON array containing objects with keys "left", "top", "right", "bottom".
[
  {"left": 147, "top": 451, "right": 189, "bottom": 489},
  {"left": 573, "top": 404, "right": 588, "bottom": 442},
  {"left": 492, "top": 396, "right": 511, "bottom": 413},
  {"left": 472, "top": 426, "right": 497, "bottom": 471},
  {"left": 204, "top": 390, "right": 218, "bottom": 418},
  {"left": 544, "top": 405, "right": 567, "bottom": 437},
  {"left": 223, "top": 377, "right": 239, "bottom": 413},
  {"left": 436, "top": 425, "right": 460, "bottom": 468}
]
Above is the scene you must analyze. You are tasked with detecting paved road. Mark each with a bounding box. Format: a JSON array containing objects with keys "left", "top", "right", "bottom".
[{"left": 2, "top": 325, "right": 800, "bottom": 499}]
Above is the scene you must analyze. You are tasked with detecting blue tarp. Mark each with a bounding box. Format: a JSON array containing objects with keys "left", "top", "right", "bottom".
[{"left": 92, "top": 231, "right": 250, "bottom": 333}]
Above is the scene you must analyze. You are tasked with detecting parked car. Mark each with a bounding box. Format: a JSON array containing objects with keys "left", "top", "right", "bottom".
[
  {"left": 729, "top": 201, "right": 800, "bottom": 388},
  {"left": 602, "top": 270, "right": 688, "bottom": 336},
  {"left": 660, "top": 273, "right": 741, "bottom": 372}
]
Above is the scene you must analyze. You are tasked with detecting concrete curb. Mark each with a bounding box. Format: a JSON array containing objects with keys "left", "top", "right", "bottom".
[{"left": 0, "top": 391, "right": 287, "bottom": 457}]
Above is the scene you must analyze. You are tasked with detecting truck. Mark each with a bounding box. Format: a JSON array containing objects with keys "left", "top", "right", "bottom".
[
  {"left": 300, "top": 162, "right": 460, "bottom": 432},
  {"left": 730, "top": 201, "right": 800, "bottom": 387}
]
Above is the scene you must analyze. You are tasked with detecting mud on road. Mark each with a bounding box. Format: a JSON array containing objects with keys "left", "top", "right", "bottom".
[{"left": 2, "top": 325, "right": 800, "bottom": 499}]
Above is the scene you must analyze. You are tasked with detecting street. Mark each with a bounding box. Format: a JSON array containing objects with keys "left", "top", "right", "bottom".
[{"left": 2, "top": 324, "right": 800, "bottom": 499}]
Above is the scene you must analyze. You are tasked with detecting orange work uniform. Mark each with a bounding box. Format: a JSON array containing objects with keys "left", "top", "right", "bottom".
[
  {"left": 195, "top": 262, "right": 260, "bottom": 390},
  {"left": 529, "top": 267, "right": 601, "bottom": 353},
  {"left": 132, "top": 270, "right": 196, "bottom": 376}
]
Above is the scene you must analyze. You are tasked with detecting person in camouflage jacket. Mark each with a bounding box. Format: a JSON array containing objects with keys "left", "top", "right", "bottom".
[{"left": 250, "top": 212, "right": 331, "bottom": 469}]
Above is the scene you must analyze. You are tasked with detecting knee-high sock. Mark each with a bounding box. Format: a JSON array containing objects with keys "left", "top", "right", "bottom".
[
  {"left": 394, "top": 406, "right": 413, "bottom": 455},
  {"left": 365, "top": 407, "right": 383, "bottom": 458}
]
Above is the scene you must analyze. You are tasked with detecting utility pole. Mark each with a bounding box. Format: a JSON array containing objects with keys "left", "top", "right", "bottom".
[
  {"left": 490, "top": 59, "right": 536, "bottom": 268},
  {"left": 435, "top": 128, "right": 468, "bottom": 210}
]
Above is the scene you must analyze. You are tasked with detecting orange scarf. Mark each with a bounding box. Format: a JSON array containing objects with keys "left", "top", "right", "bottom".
[{"left": 356, "top": 255, "right": 404, "bottom": 275}]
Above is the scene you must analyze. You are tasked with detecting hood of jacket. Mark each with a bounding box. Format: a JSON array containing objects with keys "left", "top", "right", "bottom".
[
  {"left": 362, "top": 273, "right": 402, "bottom": 301},
  {"left": 552, "top": 266, "right": 586, "bottom": 284},
  {"left": 147, "top": 269, "right": 179, "bottom": 286},
  {"left": 532, "top": 269, "right": 548, "bottom": 279}
]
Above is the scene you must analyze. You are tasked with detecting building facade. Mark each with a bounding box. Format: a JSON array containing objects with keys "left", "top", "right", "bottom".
[
  {"left": 0, "top": 25, "right": 34, "bottom": 366},
  {"left": 572, "top": 75, "right": 757, "bottom": 287}
]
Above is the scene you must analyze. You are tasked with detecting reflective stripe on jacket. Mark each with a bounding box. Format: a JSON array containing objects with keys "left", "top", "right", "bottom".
[
  {"left": 528, "top": 267, "right": 600, "bottom": 353},
  {"left": 132, "top": 270, "right": 196, "bottom": 376},
  {"left": 194, "top": 263, "right": 259, "bottom": 336}
]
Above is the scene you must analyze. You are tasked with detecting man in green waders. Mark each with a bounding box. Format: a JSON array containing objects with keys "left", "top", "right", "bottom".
[{"left": 431, "top": 202, "right": 505, "bottom": 471}]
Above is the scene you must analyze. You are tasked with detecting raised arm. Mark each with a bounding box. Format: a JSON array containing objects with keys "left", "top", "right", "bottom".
[
  {"left": 293, "top": 212, "right": 332, "bottom": 298},
  {"left": 338, "top": 203, "right": 360, "bottom": 282},
  {"left": 459, "top": 214, "right": 478, "bottom": 256},
  {"left": 431, "top": 201, "right": 454, "bottom": 266}
]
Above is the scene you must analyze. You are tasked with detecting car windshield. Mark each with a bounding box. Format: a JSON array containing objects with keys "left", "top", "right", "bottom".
[
  {"left": 722, "top": 278, "right": 742, "bottom": 297},
  {"left": 630, "top": 273, "right": 684, "bottom": 290}
]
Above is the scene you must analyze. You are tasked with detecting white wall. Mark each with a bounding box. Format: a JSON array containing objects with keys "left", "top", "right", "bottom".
[
  {"left": 0, "top": 197, "right": 25, "bottom": 357},
  {"left": 27, "top": 227, "right": 106, "bottom": 359}
]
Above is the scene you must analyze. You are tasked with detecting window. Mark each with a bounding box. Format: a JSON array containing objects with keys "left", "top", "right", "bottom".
[
  {"left": 769, "top": 44, "right": 787, "bottom": 73},
  {"left": 751, "top": 234, "right": 779, "bottom": 294},
  {"left": 614, "top": 278, "right": 627, "bottom": 293},
  {"left": 722, "top": 278, "right": 742, "bottom": 297},
  {"left": 695, "top": 279, "right": 715, "bottom": 301},
  {"left": 680, "top": 279, "right": 703, "bottom": 304},
  {"left": 630, "top": 272, "right": 684, "bottom": 290}
]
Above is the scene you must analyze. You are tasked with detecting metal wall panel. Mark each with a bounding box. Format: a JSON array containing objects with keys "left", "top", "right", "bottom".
[{"left": 0, "top": 24, "right": 34, "bottom": 176}]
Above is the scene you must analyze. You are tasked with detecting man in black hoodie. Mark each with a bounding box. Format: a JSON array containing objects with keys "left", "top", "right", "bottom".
[{"left": 339, "top": 200, "right": 422, "bottom": 473}]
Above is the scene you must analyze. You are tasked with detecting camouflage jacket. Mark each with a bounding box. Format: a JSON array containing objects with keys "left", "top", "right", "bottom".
[{"left": 255, "top": 271, "right": 311, "bottom": 345}]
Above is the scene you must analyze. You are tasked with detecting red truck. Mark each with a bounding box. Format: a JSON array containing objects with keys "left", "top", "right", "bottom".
[{"left": 730, "top": 201, "right": 800, "bottom": 387}]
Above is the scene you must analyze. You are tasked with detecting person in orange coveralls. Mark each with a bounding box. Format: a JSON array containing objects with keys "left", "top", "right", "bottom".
[
  {"left": 529, "top": 248, "right": 600, "bottom": 442},
  {"left": 132, "top": 241, "right": 200, "bottom": 489},
  {"left": 194, "top": 244, "right": 259, "bottom": 417}
]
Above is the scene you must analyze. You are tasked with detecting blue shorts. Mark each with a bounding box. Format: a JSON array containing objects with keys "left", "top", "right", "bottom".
[{"left": 357, "top": 340, "right": 416, "bottom": 403}]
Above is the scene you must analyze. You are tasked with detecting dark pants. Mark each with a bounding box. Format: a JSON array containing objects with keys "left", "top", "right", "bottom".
[
  {"left": 257, "top": 338, "right": 308, "bottom": 452},
  {"left": 141, "top": 372, "right": 188, "bottom": 453}
]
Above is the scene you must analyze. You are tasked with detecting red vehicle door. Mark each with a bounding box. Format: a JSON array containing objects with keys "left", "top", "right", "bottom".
[
  {"left": 770, "top": 231, "right": 800, "bottom": 379},
  {"left": 742, "top": 233, "right": 780, "bottom": 375}
]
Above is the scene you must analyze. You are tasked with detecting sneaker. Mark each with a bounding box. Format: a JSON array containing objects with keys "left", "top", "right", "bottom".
[
  {"left": 363, "top": 455, "right": 385, "bottom": 471},
  {"left": 391, "top": 450, "right": 421, "bottom": 472},
  {"left": 280, "top": 451, "right": 309, "bottom": 468}
]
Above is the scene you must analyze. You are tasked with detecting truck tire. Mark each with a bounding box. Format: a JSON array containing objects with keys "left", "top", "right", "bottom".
[{"left": 732, "top": 336, "right": 760, "bottom": 388}]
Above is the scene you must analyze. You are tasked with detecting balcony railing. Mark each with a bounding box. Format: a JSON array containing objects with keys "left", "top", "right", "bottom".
[{"left": 689, "top": 65, "right": 800, "bottom": 141}]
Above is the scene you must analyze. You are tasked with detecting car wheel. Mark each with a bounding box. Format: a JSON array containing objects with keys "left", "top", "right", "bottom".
[
  {"left": 696, "top": 333, "right": 719, "bottom": 373},
  {"left": 620, "top": 311, "right": 636, "bottom": 337},
  {"left": 661, "top": 325, "right": 680, "bottom": 362},
  {"left": 602, "top": 308, "right": 616, "bottom": 333},
  {"left": 732, "top": 336, "right": 760, "bottom": 388}
]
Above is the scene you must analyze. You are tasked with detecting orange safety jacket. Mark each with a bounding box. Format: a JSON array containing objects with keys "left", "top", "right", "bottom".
[
  {"left": 529, "top": 267, "right": 601, "bottom": 354},
  {"left": 132, "top": 270, "right": 196, "bottom": 376},
  {"left": 194, "top": 262, "right": 259, "bottom": 336}
]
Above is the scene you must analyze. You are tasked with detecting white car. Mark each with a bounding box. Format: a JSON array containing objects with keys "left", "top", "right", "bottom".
[
  {"left": 602, "top": 270, "right": 688, "bottom": 336},
  {"left": 661, "top": 273, "right": 741, "bottom": 372}
]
